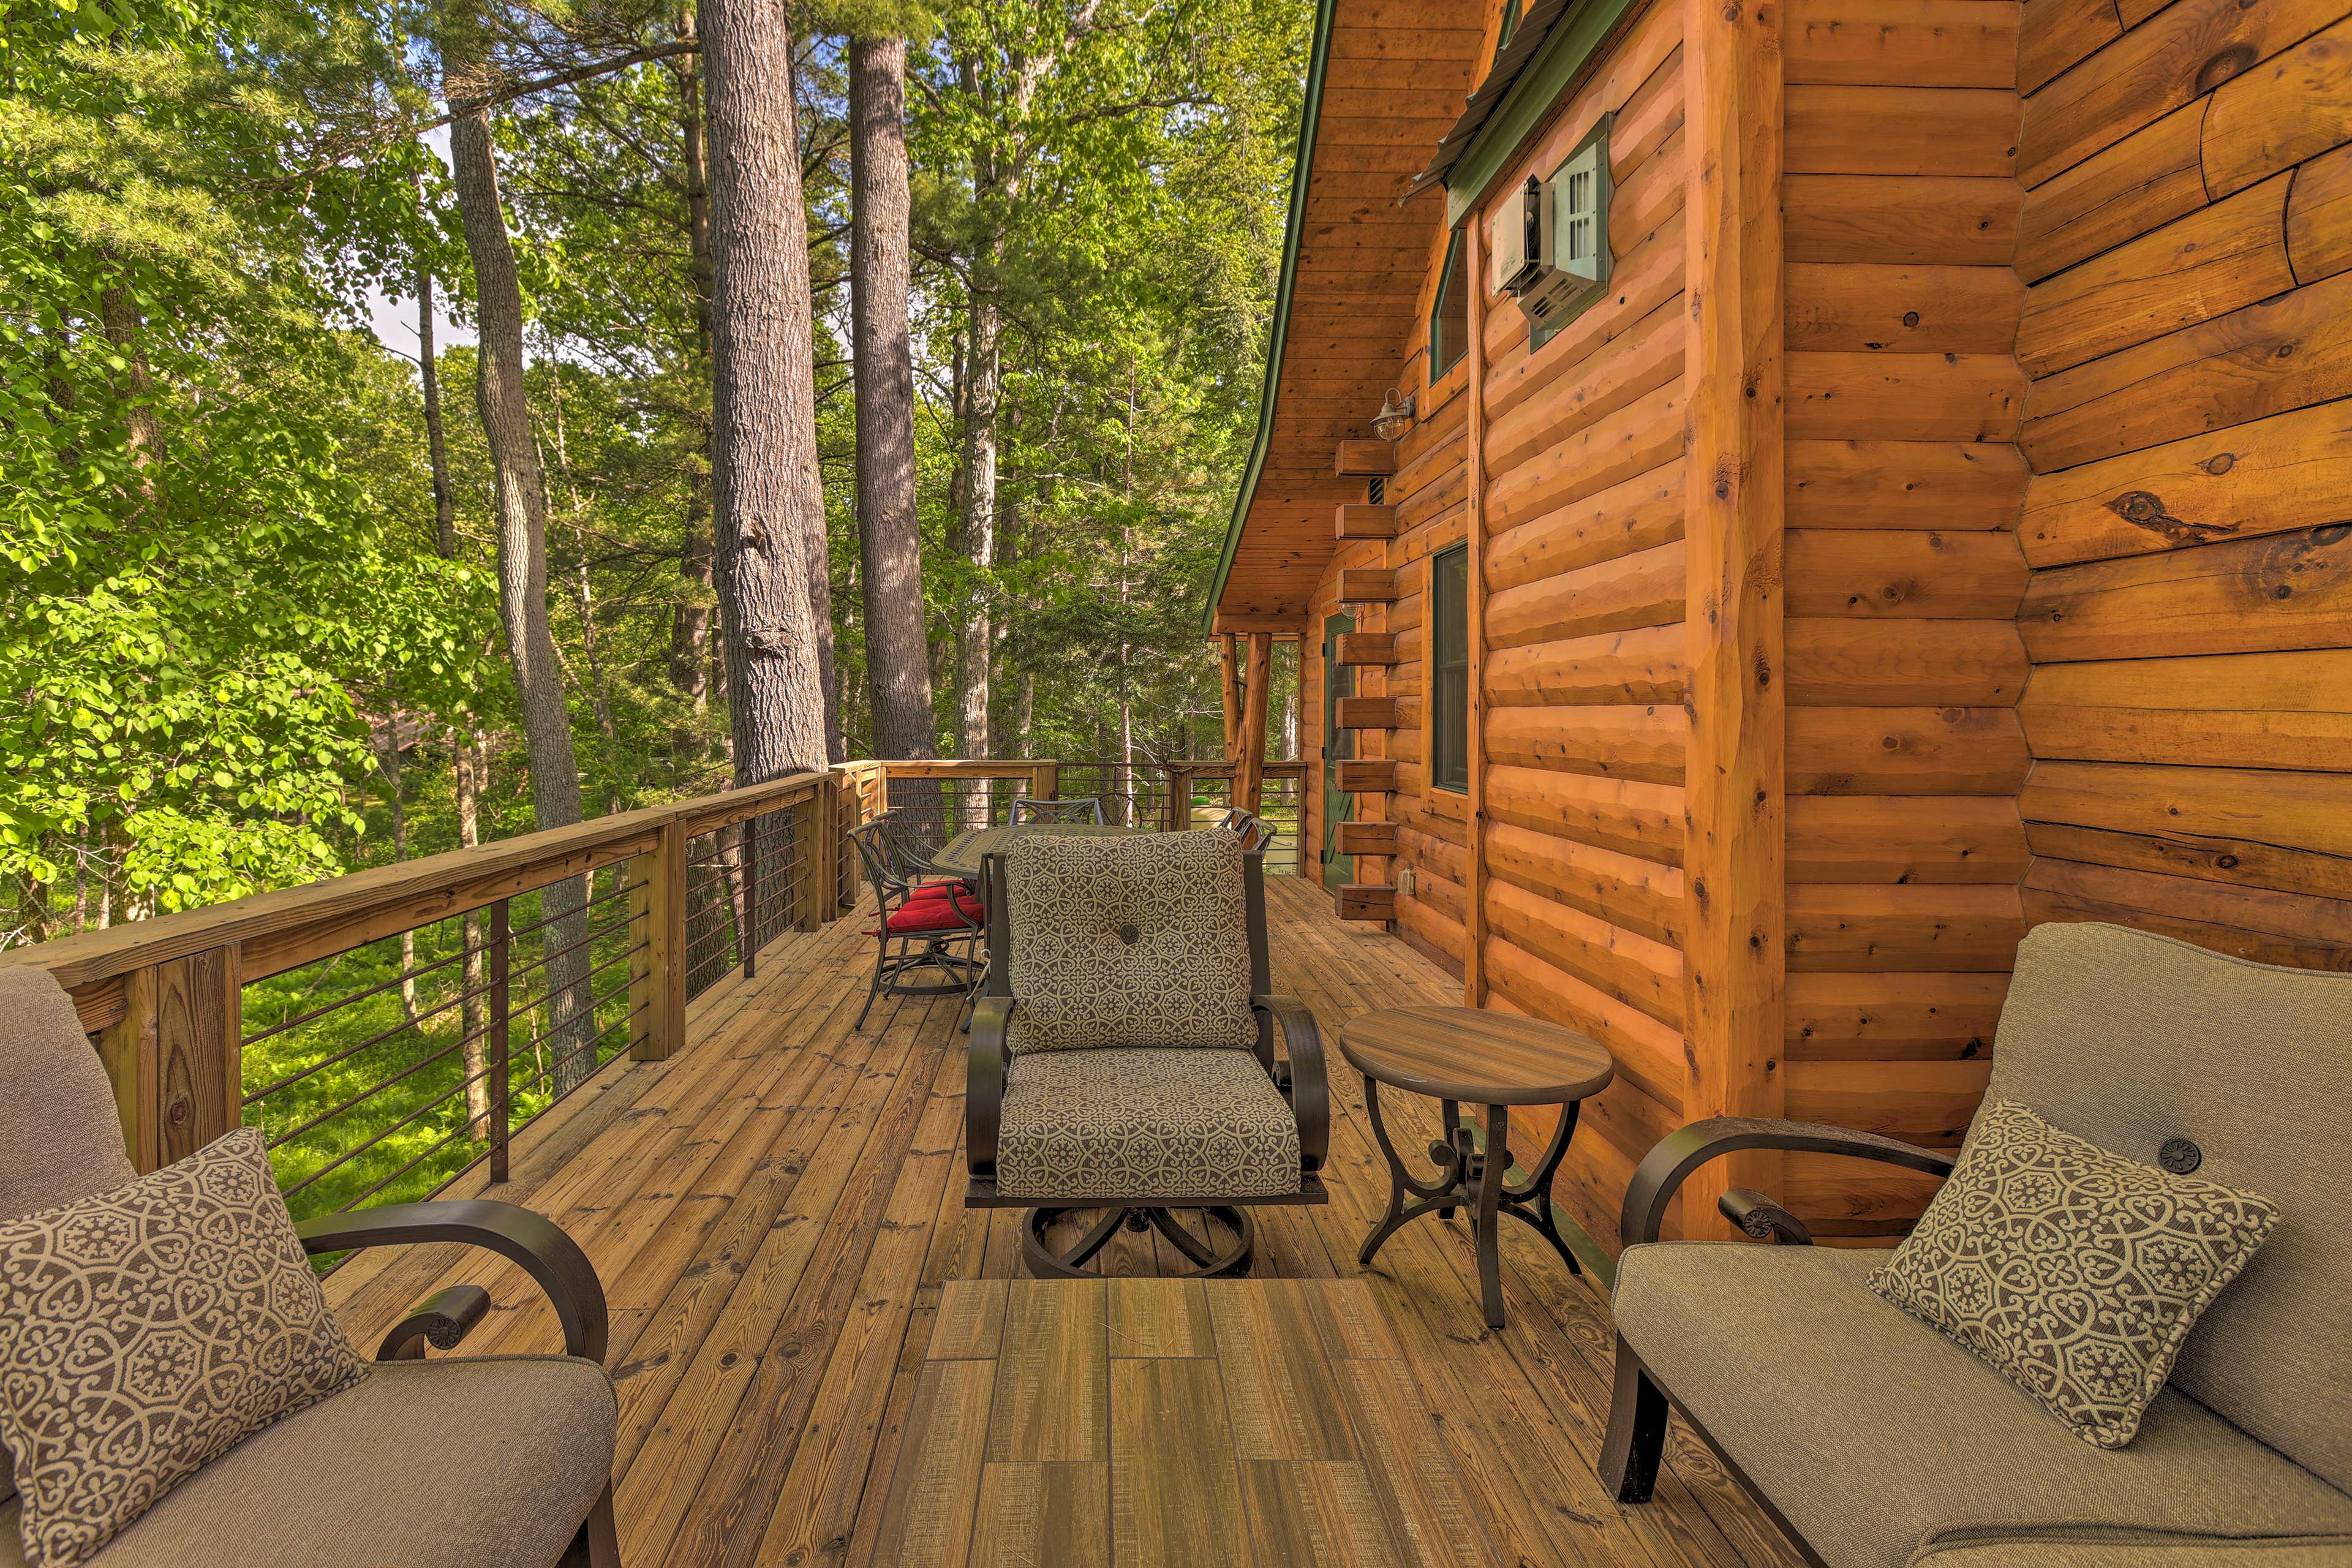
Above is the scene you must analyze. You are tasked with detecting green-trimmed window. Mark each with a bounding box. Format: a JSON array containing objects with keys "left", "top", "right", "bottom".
[
  {"left": 1431, "top": 543, "right": 1469, "bottom": 793},
  {"left": 1430, "top": 232, "right": 1469, "bottom": 382}
]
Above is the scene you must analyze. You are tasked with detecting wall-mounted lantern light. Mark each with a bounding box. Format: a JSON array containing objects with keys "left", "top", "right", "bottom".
[{"left": 1370, "top": 388, "right": 1415, "bottom": 442}]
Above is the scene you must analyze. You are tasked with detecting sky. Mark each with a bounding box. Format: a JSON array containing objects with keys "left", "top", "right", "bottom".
[{"left": 363, "top": 126, "right": 475, "bottom": 358}]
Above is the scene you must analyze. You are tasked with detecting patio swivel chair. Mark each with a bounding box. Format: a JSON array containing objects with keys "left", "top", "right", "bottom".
[
  {"left": 847, "top": 819, "right": 986, "bottom": 1030},
  {"left": 963, "top": 828, "right": 1327, "bottom": 1278},
  {"left": 0, "top": 965, "right": 619, "bottom": 1568},
  {"left": 1008, "top": 796, "right": 1105, "bottom": 824}
]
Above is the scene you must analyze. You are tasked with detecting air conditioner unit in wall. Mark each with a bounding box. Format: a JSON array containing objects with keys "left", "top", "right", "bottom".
[{"left": 1484, "top": 115, "right": 1613, "bottom": 338}]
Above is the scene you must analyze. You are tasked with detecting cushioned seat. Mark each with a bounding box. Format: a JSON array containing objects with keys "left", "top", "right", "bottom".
[
  {"left": 0, "top": 1355, "right": 617, "bottom": 1568},
  {"left": 883, "top": 891, "right": 981, "bottom": 932},
  {"left": 995, "top": 1046, "right": 1301, "bottom": 1200},
  {"left": 1612, "top": 1243, "right": 2352, "bottom": 1568}
]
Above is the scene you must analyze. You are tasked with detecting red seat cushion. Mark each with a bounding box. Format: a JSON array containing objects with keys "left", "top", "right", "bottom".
[
  {"left": 908, "top": 880, "right": 975, "bottom": 902},
  {"left": 885, "top": 892, "right": 982, "bottom": 933}
]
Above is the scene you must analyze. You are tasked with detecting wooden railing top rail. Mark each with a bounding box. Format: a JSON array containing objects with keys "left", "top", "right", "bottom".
[
  {"left": 3, "top": 766, "right": 837, "bottom": 997},
  {"left": 2, "top": 754, "right": 1305, "bottom": 1013}
]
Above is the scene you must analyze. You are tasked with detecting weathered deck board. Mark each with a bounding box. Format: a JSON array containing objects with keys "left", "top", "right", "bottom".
[{"left": 322, "top": 877, "right": 1804, "bottom": 1567}]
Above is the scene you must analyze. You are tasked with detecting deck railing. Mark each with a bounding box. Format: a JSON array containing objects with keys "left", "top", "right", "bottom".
[{"left": 3, "top": 757, "right": 1302, "bottom": 1229}]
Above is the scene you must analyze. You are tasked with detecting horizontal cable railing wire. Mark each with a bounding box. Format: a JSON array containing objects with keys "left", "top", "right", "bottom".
[{"left": 241, "top": 860, "right": 649, "bottom": 1235}]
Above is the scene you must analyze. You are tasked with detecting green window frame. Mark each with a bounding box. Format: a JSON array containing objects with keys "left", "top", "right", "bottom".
[
  {"left": 1430, "top": 543, "right": 1469, "bottom": 793},
  {"left": 1430, "top": 232, "right": 1470, "bottom": 383}
]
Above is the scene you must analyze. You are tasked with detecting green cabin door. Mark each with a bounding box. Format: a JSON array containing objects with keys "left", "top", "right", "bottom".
[{"left": 1322, "top": 612, "right": 1355, "bottom": 883}]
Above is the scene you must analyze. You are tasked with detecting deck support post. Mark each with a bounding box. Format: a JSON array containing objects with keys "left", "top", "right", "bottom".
[
  {"left": 1237, "top": 631, "right": 1272, "bottom": 813},
  {"left": 631, "top": 821, "right": 688, "bottom": 1061},
  {"left": 1232, "top": 635, "right": 1251, "bottom": 761},
  {"left": 1679, "top": 0, "right": 1788, "bottom": 1240}
]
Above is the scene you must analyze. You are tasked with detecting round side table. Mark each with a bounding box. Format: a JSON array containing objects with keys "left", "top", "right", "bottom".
[{"left": 1339, "top": 1006, "right": 1614, "bottom": 1330}]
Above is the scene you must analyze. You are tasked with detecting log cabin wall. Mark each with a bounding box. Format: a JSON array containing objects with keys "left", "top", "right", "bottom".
[
  {"left": 1308, "top": 0, "right": 1699, "bottom": 1248},
  {"left": 2010, "top": 0, "right": 2352, "bottom": 970},
  {"left": 1773, "top": 0, "right": 2038, "bottom": 1240},
  {"left": 1470, "top": 0, "right": 1693, "bottom": 1250}
]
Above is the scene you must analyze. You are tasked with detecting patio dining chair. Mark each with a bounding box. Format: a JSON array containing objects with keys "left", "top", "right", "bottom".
[
  {"left": 1213, "top": 806, "right": 1278, "bottom": 854},
  {"left": 847, "top": 819, "right": 985, "bottom": 1030},
  {"left": 963, "top": 828, "right": 1327, "bottom": 1278},
  {"left": 1008, "top": 796, "right": 1104, "bottom": 824},
  {"left": 0, "top": 966, "right": 619, "bottom": 1568}
]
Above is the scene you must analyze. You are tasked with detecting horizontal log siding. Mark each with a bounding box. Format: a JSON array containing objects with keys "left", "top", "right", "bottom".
[
  {"left": 1472, "top": 2, "right": 1693, "bottom": 1249},
  {"left": 1777, "top": 0, "right": 2032, "bottom": 1235},
  {"left": 2013, "top": 0, "right": 2352, "bottom": 975}
]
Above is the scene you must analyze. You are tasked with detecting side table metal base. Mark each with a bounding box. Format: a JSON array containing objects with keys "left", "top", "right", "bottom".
[{"left": 1356, "top": 1080, "right": 1582, "bottom": 1330}]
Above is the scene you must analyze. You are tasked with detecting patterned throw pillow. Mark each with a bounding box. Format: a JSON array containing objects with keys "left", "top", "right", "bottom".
[
  {"left": 1869, "top": 1099, "right": 2279, "bottom": 1449},
  {"left": 1003, "top": 829, "right": 1257, "bottom": 1054},
  {"left": 0, "top": 1128, "right": 369, "bottom": 1568}
]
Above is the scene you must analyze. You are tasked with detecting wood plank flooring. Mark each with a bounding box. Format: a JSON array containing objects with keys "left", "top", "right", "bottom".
[{"left": 322, "top": 877, "right": 1805, "bottom": 1568}]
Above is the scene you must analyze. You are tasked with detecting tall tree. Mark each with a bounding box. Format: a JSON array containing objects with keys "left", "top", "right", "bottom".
[
  {"left": 697, "top": 0, "right": 831, "bottom": 780},
  {"left": 445, "top": 42, "right": 598, "bottom": 1090},
  {"left": 849, "top": 31, "right": 934, "bottom": 761}
]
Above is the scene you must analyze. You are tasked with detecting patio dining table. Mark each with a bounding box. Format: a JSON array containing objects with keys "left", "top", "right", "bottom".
[{"left": 928, "top": 821, "right": 1152, "bottom": 880}]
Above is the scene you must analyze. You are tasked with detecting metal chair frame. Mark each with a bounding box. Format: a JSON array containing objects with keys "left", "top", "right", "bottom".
[
  {"left": 847, "top": 819, "right": 985, "bottom": 1030},
  {"left": 1009, "top": 795, "right": 1106, "bottom": 825}
]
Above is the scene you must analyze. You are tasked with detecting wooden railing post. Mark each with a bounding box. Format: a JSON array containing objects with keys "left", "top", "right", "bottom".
[
  {"left": 796, "top": 785, "right": 826, "bottom": 933},
  {"left": 742, "top": 815, "right": 761, "bottom": 979},
  {"left": 630, "top": 821, "right": 687, "bottom": 1061},
  {"left": 96, "top": 965, "right": 162, "bottom": 1172},
  {"left": 1031, "top": 758, "right": 1058, "bottom": 803},
  {"left": 106, "top": 945, "right": 244, "bottom": 1172},
  {"left": 824, "top": 766, "right": 853, "bottom": 921}
]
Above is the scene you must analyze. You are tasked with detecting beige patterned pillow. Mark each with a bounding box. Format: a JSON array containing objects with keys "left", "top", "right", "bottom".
[
  {"left": 0, "top": 1128, "right": 369, "bottom": 1567},
  {"left": 1003, "top": 829, "right": 1257, "bottom": 1054},
  {"left": 1870, "top": 1099, "right": 2279, "bottom": 1449}
]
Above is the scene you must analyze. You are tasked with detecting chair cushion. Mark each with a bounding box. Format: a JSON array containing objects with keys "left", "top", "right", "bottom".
[
  {"left": 995, "top": 1047, "right": 1299, "bottom": 1200},
  {"left": 883, "top": 893, "right": 981, "bottom": 933},
  {"left": 1987, "top": 921, "right": 2352, "bottom": 1488},
  {"left": 0, "top": 967, "right": 140, "bottom": 1513},
  {"left": 0, "top": 1130, "right": 368, "bottom": 1568},
  {"left": 1003, "top": 830, "right": 1255, "bottom": 1054},
  {"left": 1869, "top": 1099, "right": 2278, "bottom": 1449},
  {"left": 0, "top": 1355, "right": 616, "bottom": 1568},
  {"left": 1613, "top": 1242, "right": 2352, "bottom": 1568},
  {"left": 1908, "top": 1531, "right": 2352, "bottom": 1566}
]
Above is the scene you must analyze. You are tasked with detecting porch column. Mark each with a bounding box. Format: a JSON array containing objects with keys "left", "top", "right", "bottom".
[
  {"left": 1236, "top": 631, "right": 1272, "bottom": 813},
  {"left": 1219, "top": 633, "right": 1242, "bottom": 763},
  {"left": 1679, "top": 0, "right": 1788, "bottom": 1240}
]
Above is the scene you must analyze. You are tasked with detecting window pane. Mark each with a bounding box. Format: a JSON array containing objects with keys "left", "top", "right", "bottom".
[
  {"left": 1432, "top": 545, "right": 1469, "bottom": 793},
  {"left": 1430, "top": 235, "right": 1469, "bottom": 381}
]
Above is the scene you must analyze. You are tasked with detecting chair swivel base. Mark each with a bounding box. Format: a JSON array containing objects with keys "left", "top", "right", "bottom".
[{"left": 1022, "top": 1205, "right": 1256, "bottom": 1280}]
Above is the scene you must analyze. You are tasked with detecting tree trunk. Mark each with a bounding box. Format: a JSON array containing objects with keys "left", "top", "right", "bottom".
[
  {"left": 697, "top": 0, "right": 831, "bottom": 783},
  {"left": 453, "top": 728, "right": 490, "bottom": 1137},
  {"left": 373, "top": 726, "right": 419, "bottom": 1022},
  {"left": 849, "top": 33, "right": 935, "bottom": 764},
  {"left": 417, "top": 182, "right": 457, "bottom": 560},
  {"left": 447, "top": 70, "right": 597, "bottom": 1093},
  {"left": 669, "top": 29, "right": 717, "bottom": 752},
  {"left": 953, "top": 284, "right": 999, "bottom": 772}
]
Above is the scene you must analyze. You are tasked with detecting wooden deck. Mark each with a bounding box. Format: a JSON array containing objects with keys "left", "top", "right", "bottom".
[{"left": 322, "top": 876, "right": 1804, "bottom": 1568}]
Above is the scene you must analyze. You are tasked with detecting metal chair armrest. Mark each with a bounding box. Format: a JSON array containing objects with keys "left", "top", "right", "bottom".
[
  {"left": 967, "top": 996, "right": 1014, "bottom": 1178},
  {"left": 296, "top": 1199, "right": 608, "bottom": 1362},
  {"left": 1622, "top": 1117, "right": 1956, "bottom": 1248},
  {"left": 1254, "top": 993, "right": 1328, "bottom": 1175},
  {"left": 1718, "top": 1188, "right": 1814, "bottom": 1246},
  {"left": 377, "top": 1283, "right": 493, "bottom": 1362}
]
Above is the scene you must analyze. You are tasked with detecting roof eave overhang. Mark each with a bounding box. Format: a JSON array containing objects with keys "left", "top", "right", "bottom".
[{"left": 1200, "top": 0, "right": 1341, "bottom": 637}]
